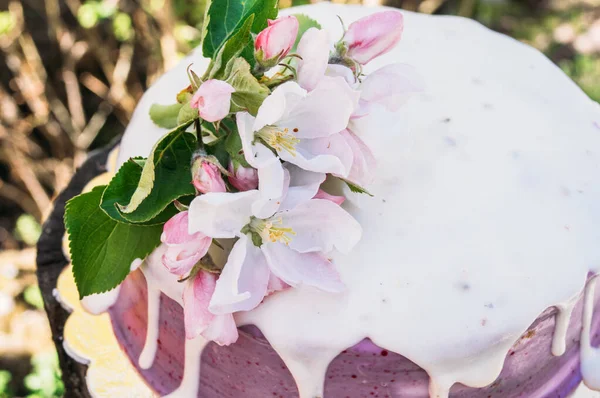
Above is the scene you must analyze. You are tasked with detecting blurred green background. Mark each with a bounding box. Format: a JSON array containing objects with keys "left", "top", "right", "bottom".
[{"left": 0, "top": 0, "right": 599, "bottom": 396}]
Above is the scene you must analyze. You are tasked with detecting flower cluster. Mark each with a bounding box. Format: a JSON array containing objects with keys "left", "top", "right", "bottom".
[
  {"left": 64, "top": 6, "right": 423, "bottom": 347},
  {"left": 159, "top": 10, "right": 423, "bottom": 345}
]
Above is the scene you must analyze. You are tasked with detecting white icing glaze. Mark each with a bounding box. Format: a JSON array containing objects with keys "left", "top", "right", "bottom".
[
  {"left": 163, "top": 337, "right": 209, "bottom": 398},
  {"left": 114, "top": 4, "right": 600, "bottom": 398},
  {"left": 581, "top": 275, "right": 600, "bottom": 390},
  {"left": 81, "top": 259, "right": 143, "bottom": 315},
  {"left": 138, "top": 279, "right": 160, "bottom": 370},
  {"left": 552, "top": 294, "right": 579, "bottom": 356}
]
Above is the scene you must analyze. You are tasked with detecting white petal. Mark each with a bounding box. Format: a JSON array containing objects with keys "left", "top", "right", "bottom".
[
  {"left": 188, "top": 191, "right": 258, "bottom": 238},
  {"left": 297, "top": 28, "right": 330, "bottom": 91},
  {"left": 278, "top": 133, "right": 353, "bottom": 176},
  {"left": 262, "top": 243, "right": 345, "bottom": 293},
  {"left": 252, "top": 158, "right": 288, "bottom": 219},
  {"left": 325, "top": 64, "right": 357, "bottom": 87},
  {"left": 279, "top": 164, "right": 325, "bottom": 211},
  {"left": 280, "top": 199, "right": 362, "bottom": 254},
  {"left": 237, "top": 112, "right": 277, "bottom": 168},
  {"left": 278, "top": 77, "right": 358, "bottom": 139},
  {"left": 208, "top": 235, "right": 270, "bottom": 314},
  {"left": 254, "top": 82, "right": 306, "bottom": 131},
  {"left": 360, "top": 63, "right": 425, "bottom": 112}
]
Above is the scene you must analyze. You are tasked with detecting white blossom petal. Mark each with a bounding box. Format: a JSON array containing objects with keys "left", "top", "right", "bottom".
[
  {"left": 297, "top": 28, "right": 330, "bottom": 91},
  {"left": 252, "top": 158, "right": 288, "bottom": 219},
  {"left": 262, "top": 243, "right": 345, "bottom": 293},
  {"left": 278, "top": 132, "right": 353, "bottom": 176},
  {"left": 279, "top": 164, "right": 326, "bottom": 211},
  {"left": 209, "top": 235, "right": 270, "bottom": 314},
  {"left": 278, "top": 77, "right": 358, "bottom": 139},
  {"left": 237, "top": 112, "right": 277, "bottom": 168},
  {"left": 280, "top": 199, "right": 362, "bottom": 254},
  {"left": 253, "top": 82, "right": 306, "bottom": 131},
  {"left": 188, "top": 191, "right": 258, "bottom": 238}
]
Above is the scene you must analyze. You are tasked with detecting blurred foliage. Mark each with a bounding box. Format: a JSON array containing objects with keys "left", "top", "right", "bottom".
[
  {"left": 23, "top": 285, "right": 45, "bottom": 310},
  {"left": 14, "top": 215, "right": 42, "bottom": 247},
  {"left": 23, "top": 352, "right": 64, "bottom": 398}
]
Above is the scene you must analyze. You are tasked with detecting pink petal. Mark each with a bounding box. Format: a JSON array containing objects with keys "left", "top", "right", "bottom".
[
  {"left": 183, "top": 271, "right": 217, "bottom": 340},
  {"left": 266, "top": 272, "right": 290, "bottom": 296},
  {"left": 228, "top": 161, "right": 259, "bottom": 192},
  {"left": 255, "top": 16, "right": 299, "bottom": 60},
  {"left": 201, "top": 314, "right": 239, "bottom": 346},
  {"left": 192, "top": 161, "right": 227, "bottom": 194},
  {"left": 313, "top": 189, "right": 345, "bottom": 205},
  {"left": 191, "top": 79, "right": 235, "bottom": 122},
  {"left": 340, "top": 129, "right": 377, "bottom": 187},
  {"left": 344, "top": 11, "right": 404, "bottom": 65},
  {"left": 161, "top": 211, "right": 212, "bottom": 276},
  {"left": 261, "top": 243, "right": 345, "bottom": 293}
]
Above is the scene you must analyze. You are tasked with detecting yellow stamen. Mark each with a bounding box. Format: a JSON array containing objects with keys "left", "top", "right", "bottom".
[
  {"left": 256, "top": 125, "right": 300, "bottom": 156},
  {"left": 250, "top": 216, "right": 296, "bottom": 245}
]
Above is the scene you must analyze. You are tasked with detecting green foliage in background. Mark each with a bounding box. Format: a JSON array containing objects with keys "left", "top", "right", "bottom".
[{"left": 0, "top": 352, "right": 63, "bottom": 398}]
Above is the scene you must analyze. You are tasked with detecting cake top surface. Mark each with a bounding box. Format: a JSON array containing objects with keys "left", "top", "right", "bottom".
[{"left": 113, "top": 4, "right": 600, "bottom": 397}]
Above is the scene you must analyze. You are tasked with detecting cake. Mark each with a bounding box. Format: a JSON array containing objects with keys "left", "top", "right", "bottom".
[{"left": 67, "top": 3, "right": 600, "bottom": 398}]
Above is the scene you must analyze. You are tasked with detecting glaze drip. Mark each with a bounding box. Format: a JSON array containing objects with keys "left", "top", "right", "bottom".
[
  {"left": 581, "top": 275, "right": 600, "bottom": 390},
  {"left": 139, "top": 279, "right": 161, "bottom": 370},
  {"left": 552, "top": 295, "right": 578, "bottom": 356},
  {"left": 163, "top": 337, "right": 208, "bottom": 398}
]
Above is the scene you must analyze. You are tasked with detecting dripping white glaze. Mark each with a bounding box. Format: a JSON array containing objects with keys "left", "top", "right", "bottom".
[
  {"left": 552, "top": 294, "right": 579, "bottom": 356},
  {"left": 581, "top": 275, "right": 600, "bottom": 390},
  {"left": 81, "top": 259, "right": 143, "bottom": 315},
  {"left": 113, "top": 3, "right": 600, "bottom": 398},
  {"left": 163, "top": 337, "right": 208, "bottom": 398}
]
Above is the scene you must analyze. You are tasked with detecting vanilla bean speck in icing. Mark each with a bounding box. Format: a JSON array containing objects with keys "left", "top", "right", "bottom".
[{"left": 101, "top": 3, "right": 600, "bottom": 398}]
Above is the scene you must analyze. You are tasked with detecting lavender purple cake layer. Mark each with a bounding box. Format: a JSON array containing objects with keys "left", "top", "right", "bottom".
[{"left": 110, "top": 270, "right": 600, "bottom": 398}]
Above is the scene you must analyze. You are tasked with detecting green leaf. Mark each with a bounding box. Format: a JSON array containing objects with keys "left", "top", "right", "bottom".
[
  {"left": 149, "top": 103, "right": 183, "bottom": 129},
  {"left": 100, "top": 158, "right": 180, "bottom": 224},
  {"left": 345, "top": 180, "right": 374, "bottom": 197},
  {"left": 207, "top": 14, "right": 255, "bottom": 79},
  {"left": 177, "top": 102, "right": 199, "bottom": 125},
  {"left": 224, "top": 57, "right": 270, "bottom": 115},
  {"left": 292, "top": 14, "right": 322, "bottom": 51},
  {"left": 65, "top": 186, "right": 163, "bottom": 297},
  {"left": 224, "top": 127, "right": 250, "bottom": 167},
  {"left": 202, "top": 0, "right": 278, "bottom": 59},
  {"left": 117, "top": 122, "right": 197, "bottom": 221}
]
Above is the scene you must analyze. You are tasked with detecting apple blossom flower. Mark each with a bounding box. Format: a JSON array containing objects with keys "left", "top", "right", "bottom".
[
  {"left": 343, "top": 11, "right": 404, "bottom": 65},
  {"left": 228, "top": 160, "right": 259, "bottom": 192},
  {"left": 192, "top": 155, "right": 227, "bottom": 194},
  {"left": 161, "top": 211, "right": 212, "bottom": 276},
  {"left": 188, "top": 167, "right": 362, "bottom": 315},
  {"left": 255, "top": 16, "right": 299, "bottom": 66},
  {"left": 190, "top": 79, "right": 235, "bottom": 122},
  {"left": 236, "top": 79, "right": 358, "bottom": 178},
  {"left": 183, "top": 269, "right": 238, "bottom": 345}
]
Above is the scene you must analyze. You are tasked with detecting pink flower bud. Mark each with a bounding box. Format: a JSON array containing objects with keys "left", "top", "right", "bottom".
[
  {"left": 228, "top": 161, "right": 258, "bottom": 191},
  {"left": 161, "top": 211, "right": 212, "bottom": 276},
  {"left": 255, "top": 16, "right": 299, "bottom": 63},
  {"left": 343, "top": 11, "right": 404, "bottom": 65},
  {"left": 192, "top": 158, "right": 227, "bottom": 194},
  {"left": 190, "top": 79, "right": 235, "bottom": 122}
]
